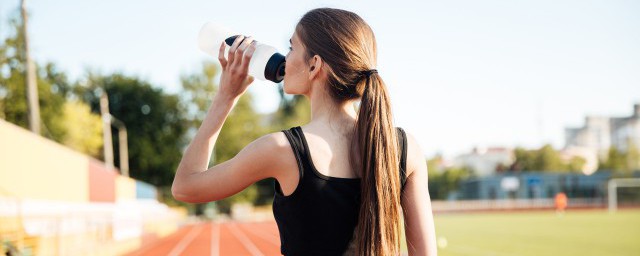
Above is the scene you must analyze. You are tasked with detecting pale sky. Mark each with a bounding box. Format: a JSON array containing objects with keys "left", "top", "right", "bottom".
[{"left": 1, "top": 0, "right": 639, "bottom": 157}]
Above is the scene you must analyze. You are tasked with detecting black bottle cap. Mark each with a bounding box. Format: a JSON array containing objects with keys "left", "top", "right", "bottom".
[{"left": 265, "top": 53, "right": 286, "bottom": 83}]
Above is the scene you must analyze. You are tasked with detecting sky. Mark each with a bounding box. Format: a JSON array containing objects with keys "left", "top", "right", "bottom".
[{"left": 1, "top": 0, "right": 639, "bottom": 158}]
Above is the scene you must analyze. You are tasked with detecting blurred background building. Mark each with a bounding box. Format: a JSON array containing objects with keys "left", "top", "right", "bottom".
[
  {"left": 564, "top": 103, "right": 640, "bottom": 174},
  {"left": 452, "top": 147, "right": 515, "bottom": 177}
]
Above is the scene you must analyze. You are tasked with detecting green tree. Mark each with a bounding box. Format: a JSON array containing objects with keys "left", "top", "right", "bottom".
[
  {"left": 427, "top": 165, "right": 473, "bottom": 200},
  {"left": 179, "top": 61, "right": 218, "bottom": 132},
  {"left": 599, "top": 144, "right": 639, "bottom": 176},
  {"left": 427, "top": 155, "right": 444, "bottom": 176},
  {"left": 513, "top": 147, "right": 537, "bottom": 171},
  {"left": 535, "top": 144, "right": 563, "bottom": 171},
  {"left": 60, "top": 100, "right": 103, "bottom": 158},
  {"left": 425, "top": 154, "right": 474, "bottom": 199},
  {"left": 77, "top": 73, "right": 189, "bottom": 187},
  {"left": 626, "top": 141, "right": 640, "bottom": 172},
  {"left": 512, "top": 145, "right": 575, "bottom": 172},
  {"left": 566, "top": 156, "right": 587, "bottom": 172},
  {"left": 600, "top": 147, "right": 626, "bottom": 173},
  {"left": 0, "top": 16, "right": 68, "bottom": 142}
]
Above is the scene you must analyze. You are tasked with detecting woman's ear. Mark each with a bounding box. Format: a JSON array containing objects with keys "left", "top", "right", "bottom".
[{"left": 308, "top": 55, "right": 323, "bottom": 80}]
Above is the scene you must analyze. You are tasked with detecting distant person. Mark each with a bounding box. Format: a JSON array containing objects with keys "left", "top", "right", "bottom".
[
  {"left": 555, "top": 192, "right": 568, "bottom": 214},
  {"left": 172, "top": 8, "right": 437, "bottom": 255}
]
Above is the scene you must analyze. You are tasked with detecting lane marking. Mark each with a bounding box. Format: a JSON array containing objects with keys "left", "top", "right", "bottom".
[
  {"left": 126, "top": 225, "right": 194, "bottom": 256},
  {"left": 211, "top": 221, "right": 220, "bottom": 256},
  {"left": 238, "top": 223, "right": 280, "bottom": 246},
  {"left": 167, "top": 224, "right": 204, "bottom": 256},
  {"left": 227, "top": 223, "right": 265, "bottom": 256}
]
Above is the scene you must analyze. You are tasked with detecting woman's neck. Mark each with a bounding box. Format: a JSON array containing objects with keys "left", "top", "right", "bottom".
[{"left": 307, "top": 83, "right": 358, "bottom": 133}]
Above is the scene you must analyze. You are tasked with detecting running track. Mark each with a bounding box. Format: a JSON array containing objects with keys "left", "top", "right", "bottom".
[{"left": 126, "top": 221, "right": 282, "bottom": 256}]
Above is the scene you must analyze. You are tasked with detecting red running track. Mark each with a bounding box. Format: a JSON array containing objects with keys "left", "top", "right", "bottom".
[{"left": 126, "top": 221, "right": 282, "bottom": 256}]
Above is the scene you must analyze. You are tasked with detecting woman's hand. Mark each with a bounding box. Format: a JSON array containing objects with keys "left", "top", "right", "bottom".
[{"left": 217, "top": 35, "right": 257, "bottom": 101}]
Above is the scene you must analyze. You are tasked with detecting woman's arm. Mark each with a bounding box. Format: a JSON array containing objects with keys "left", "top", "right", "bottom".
[
  {"left": 171, "top": 36, "right": 287, "bottom": 203},
  {"left": 402, "top": 132, "right": 438, "bottom": 256}
]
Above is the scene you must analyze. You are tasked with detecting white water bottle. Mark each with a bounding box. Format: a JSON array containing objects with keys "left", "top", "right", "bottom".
[{"left": 197, "top": 22, "right": 286, "bottom": 83}]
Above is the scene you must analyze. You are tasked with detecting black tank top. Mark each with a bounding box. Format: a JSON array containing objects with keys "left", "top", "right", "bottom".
[{"left": 272, "top": 126, "right": 408, "bottom": 256}]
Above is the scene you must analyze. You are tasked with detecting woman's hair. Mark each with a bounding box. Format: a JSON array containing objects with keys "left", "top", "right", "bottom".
[{"left": 296, "top": 8, "right": 402, "bottom": 255}]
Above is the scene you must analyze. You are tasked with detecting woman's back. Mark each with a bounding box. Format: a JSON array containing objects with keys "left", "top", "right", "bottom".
[
  {"left": 296, "top": 124, "right": 359, "bottom": 179},
  {"left": 273, "top": 126, "right": 408, "bottom": 255}
]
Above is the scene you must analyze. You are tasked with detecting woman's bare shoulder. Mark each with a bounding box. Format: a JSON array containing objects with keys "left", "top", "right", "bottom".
[
  {"left": 246, "top": 131, "right": 292, "bottom": 160},
  {"left": 402, "top": 130, "right": 427, "bottom": 178}
]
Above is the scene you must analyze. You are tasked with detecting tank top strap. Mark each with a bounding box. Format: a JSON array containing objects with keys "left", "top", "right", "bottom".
[
  {"left": 281, "top": 126, "right": 308, "bottom": 181},
  {"left": 396, "top": 127, "right": 408, "bottom": 191},
  {"left": 282, "top": 126, "right": 407, "bottom": 190}
]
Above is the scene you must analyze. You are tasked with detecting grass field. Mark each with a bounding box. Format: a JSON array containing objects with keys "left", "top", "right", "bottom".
[{"left": 411, "top": 209, "right": 640, "bottom": 256}]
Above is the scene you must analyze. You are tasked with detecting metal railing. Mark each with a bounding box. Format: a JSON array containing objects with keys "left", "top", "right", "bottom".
[
  {"left": 430, "top": 198, "right": 613, "bottom": 213},
  {"left": 0, "top": 186, "right": 33, "bottom": 256},
  {"left": 1, "top": 194, "right": 183, "bottom": 256}
]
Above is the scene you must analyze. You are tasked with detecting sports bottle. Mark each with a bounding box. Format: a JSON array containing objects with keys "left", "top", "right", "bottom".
[{"left": 198, "top": 22, "right": 286, "bottom": 83}]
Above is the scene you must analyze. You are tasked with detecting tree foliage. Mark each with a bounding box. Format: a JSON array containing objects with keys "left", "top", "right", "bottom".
[
  {"left": 60, "top": 100, "right": 103, "bottom": 158},
  {"left": 427, "top": 160, "right": 473, "bottom": 200},
  {"left": 0, "top": 17, "right": 69, "bottom": 142},
  {"left": 599, "top": 142, "right": 640, "bottom": 176},
  {"left": 76, "top": 73, "right": 189, "bottom": 187},
  {"left": 511, "top": 144, "right": 585, "bottom": 172}
]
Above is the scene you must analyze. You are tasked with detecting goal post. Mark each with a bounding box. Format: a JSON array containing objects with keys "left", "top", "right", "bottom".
[{"left": 608, "top": 178, "right": 640, "bottom": 212}]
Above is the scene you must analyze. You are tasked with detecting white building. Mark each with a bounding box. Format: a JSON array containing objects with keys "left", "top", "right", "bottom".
[
  {"left": 565, "top": 116, "right": 611, "bottom": 158},
  {"left": 610, "top": 107, "right": 640, "bottom": 152},
  {"left": 564, "top": 103, "right": 640, "bottom": 164},
  {"left": 453, "top": 147, "right": 515, "bottom": 176}
]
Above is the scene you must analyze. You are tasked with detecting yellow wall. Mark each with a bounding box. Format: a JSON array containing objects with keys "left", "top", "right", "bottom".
[
  {"left": 0, "top": 120, "right": 89, "bottom": 202},
  {"left": 115, "top": 176, "right": 137, "bottom": 202}
]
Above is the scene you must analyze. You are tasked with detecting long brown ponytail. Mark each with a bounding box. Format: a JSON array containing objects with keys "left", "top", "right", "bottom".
[
  {"left": 296, "top": 8, "right": 402, "bottom": 255},
  {"left": 354, "top": 72, "right": 402, "bottom": 255}
]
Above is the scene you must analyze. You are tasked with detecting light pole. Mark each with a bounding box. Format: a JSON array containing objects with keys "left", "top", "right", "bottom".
[
  {"left": 100, "top": 93, "right": 114, "bottom": 173},
  {"left": 99, "top": 92, "right": 130, "bottom": 177},
  {"left": 110, "top": 116, "right": 129, "bottom": 177},
  {"left": 21, "top": 0, "right": 40, "bottom": 134}
]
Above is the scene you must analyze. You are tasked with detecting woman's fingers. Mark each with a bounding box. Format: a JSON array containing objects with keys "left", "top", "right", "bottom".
[
  {"left": 218, "top": 41, "right": 228, "bottom": 68},
  {"left": 227, "top": 35, "right": 245, "bottom": 66},
  {"left": 234, "top": 37, "right": 254, "bottom": 68},
  {"left": 241, "top": 41, "right": 257, "bottom": 72},
  {"left": 217, "top": 35, "right": 257, "bottom": 98}
]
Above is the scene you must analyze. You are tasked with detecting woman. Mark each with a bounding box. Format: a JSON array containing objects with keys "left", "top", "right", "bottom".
[{"left": 172, "top": 8, "right": 437, "bottom": 256}]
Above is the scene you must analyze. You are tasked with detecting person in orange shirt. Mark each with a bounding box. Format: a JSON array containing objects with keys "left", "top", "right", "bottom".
[{"left": 555, "top": 192, "right": 568, "bottom": 214}]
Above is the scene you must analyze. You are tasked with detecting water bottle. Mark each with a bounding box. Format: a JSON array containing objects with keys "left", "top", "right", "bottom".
[{"left": 198, "top": 22, "right": 286, "bottom": 83}]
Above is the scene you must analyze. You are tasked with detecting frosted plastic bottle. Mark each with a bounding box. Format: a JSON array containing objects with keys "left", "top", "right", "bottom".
[{"left": 198, "top": 22, "right": 286, "bottom": 83}]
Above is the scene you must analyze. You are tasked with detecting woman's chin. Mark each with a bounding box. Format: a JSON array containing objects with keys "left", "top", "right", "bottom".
[
  {"left": 282, "top": 80, "right": 307, "bottom": 95},
  {"left": 282, "top": 81, "right": 295, "bottom": 95}
]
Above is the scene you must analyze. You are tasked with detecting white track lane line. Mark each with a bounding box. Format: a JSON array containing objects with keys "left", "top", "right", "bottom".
[
  {"left": 238, "top": 223, "right": 280, "bottom": 246},
  {"left": 227, "top": 223, "right": 265, "bottom": 256},
  {"left": 167, "top": 224, "right": 204, "bottom": 256},
  {"left": 211, "top": 221, "right": 220, "bottom": 256}
]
